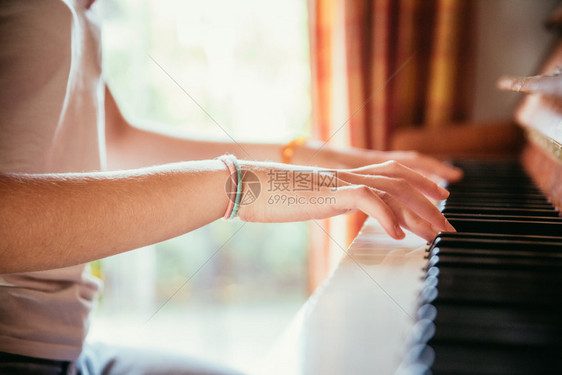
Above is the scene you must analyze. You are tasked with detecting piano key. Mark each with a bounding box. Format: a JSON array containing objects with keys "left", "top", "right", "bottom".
[
  {"left": 428, "top": 248, "right": 562, "bottom": 263},
  {"left": 428, "top": 236, "right": 562, "bottom": 253},
  {"left": 443, "top": 214, "right": 562, "bottom": 223},
  {"left": 446, "top": 218, "right": 562, "bottom": 236},
  {"left": 422, "top": 267, "right": 562, "bottom": 306},
  {"left": 441, "top": 206, "right": 560, "bottom": 217},
  {"left": 435, "top": 231, "right": 562, "bottom": 243},
  {"left": 444, "top": 191, "right": 549, "bottom": 200},
  {"left": 442, "top": 201, "right": 555, "bottom": 209},
  {"left": 428, "top": 342, "right": 562, "bottom": 375},
  {"left": 427, "top": 303, "right": 562, "bottom": 346}
]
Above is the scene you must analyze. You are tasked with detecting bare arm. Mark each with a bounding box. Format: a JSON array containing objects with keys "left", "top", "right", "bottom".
[
  {"left": 104, "top": 86, "right": 463, "bottom": 182},
  {"left": 0, "top": 158, "right": 454, "bottom": 274},
  {"left": 104, "top": 85, "right": 287, "bottom": 169},
  {"left": 0, "top": 160, "right": 228, "bottom": 273},
  {"left": 0, "top": 86, "right": 460, "bottom": 274}
]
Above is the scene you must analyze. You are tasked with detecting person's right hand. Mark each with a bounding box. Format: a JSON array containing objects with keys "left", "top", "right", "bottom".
[{"left": 236, "top": 160, "right": 455, "bottom": 242}]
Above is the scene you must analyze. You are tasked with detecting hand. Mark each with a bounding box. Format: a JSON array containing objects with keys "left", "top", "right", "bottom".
[
  {"left": 361, "top": 150, "right": 464, "bottom": 183},
  {"left": 236, "top": 160, "right": 455, "bottom": 242},
  {"left": 292, "top": 141, "right": 463, "bottom": 183}
]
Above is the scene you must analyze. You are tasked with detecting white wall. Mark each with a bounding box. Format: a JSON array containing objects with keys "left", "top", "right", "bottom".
[{"left": 471, "top": 0, "right": 559, "bottom": 122}]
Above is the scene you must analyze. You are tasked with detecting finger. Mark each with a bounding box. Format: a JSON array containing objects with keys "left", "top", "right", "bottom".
[
  {"left": 343, "top": 161, "right": 450, "bottom": 200},
  {"left": 357, "top": 152, "right": 463, "bottom": 182},
  {"left": 412, "top": 155, "right": 463, "bottom": 182},
  {"left": 336, "top": 184, "right": 405, "bottom": 239},
  {"left": 381, "top": 194, "right": 452, "bottom": 242},
  {"left": 366, "top": 176, "right": 455, "bottom": 232}
]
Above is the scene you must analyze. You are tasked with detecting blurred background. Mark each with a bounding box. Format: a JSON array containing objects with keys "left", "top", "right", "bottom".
[
  {"left": 87, "top": 0, "right": 560, "bottom": 373},
  {"left": 88, "top": 0, "right": 311, "bottom": 373}
]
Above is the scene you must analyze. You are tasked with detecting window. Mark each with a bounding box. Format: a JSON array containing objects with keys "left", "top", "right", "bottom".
[{"left": 89, "top": 0, "right": 311, "bottom": 372}]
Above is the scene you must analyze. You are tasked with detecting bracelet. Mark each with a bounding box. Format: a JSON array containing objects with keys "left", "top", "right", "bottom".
[
  {"left": 218, "top": 155, "right": 236, "bottom": 220},
  {"left": 281, "top": 136, "right": 307, "bottom": 164},
  {"left": 230, "top": 156, "right": 243, "bottom": 219},
  {"left": 218, "top": 154, "right": 243, "bottom": 220}
]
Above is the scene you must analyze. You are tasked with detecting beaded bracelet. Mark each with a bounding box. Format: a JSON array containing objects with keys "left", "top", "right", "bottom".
[{"left": 218, "top": 154, "right": 242, "bottom": 220}]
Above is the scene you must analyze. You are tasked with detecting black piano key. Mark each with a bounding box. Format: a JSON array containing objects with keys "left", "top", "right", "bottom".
[
  {"left": 426, "top": 239, "right": 562, "bottom": 264},
  {"left": 446, "top": 181, "right": 539, "bottom": 188},
  {"left": 441, "top": 206, "right": 560, "bottom": 217},
  {"left": 451, "top": 159, "right": 525, "bottom": 171},
  {"left": 428, "top": 342, "right": 562, "bottom": 375},
  {"left": 444, "top": 213, "right": 562, "bottom": 223},
  {"left": 446, "top": 218, "right": 562, "bottom": 236},
  {"left": 429, "top": 252, "right": 562, "bottom": 270},
  {"left": 442, "top": 201, "right": 554, "bottom": 209},
  {"left": 427, "top": 303, "right": 562, "bottom": 346},
  {"left": 435, "top": 231, "right": 562, "bottom": 243},
  {"left": 445, "top": 198, "right": 549, "bottom": 205},
  {"left": 428, "top": 247, "right": 562, "bottom": 268},
  {"left": 422, "top": 267, "right": 562, "bottom": 306},
  {"left": 444, "top": 191, "right": 549, "bottom": 200},
  {"left": 448, "top": 181, "right": 536, "bottom": 187},
  {"left": 428, "top": 236, "right": 562, "bottom": 253}
]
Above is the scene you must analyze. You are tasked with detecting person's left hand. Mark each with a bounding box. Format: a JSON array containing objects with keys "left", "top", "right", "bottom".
[{"left": 292, "top": 141, "right": 463, "bottom": 183}]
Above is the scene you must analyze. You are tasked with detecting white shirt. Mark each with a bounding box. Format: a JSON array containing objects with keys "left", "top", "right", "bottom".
[{"left": 0, "top": 0, "right": 104, "bottom": 360}]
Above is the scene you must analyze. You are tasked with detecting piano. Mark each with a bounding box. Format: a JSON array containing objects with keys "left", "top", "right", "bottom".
[
  {"left": 259, "top": 20, "right": 562, "bottom": 375},
  {"left": 400, "top": 159, "right": 562, "bottom": 375}
]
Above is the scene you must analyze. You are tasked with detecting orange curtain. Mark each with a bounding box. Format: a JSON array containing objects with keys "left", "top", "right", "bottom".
[
  {"left": 307, "top": 0, "right": 476, "bottom": 285},
  {"left": 307, "top": 0, "right": 334, "bottom": 292},
  {"left": 345, "top": 0, "right": 475, "bottom": 239}
]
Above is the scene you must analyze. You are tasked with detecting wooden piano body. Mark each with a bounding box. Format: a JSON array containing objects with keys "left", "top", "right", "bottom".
[{"left": 259, "top": 27, "right": 562, "bottom": 375}]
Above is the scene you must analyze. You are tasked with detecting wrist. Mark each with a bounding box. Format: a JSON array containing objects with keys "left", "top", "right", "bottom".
[
  {"left": 186, "top": 159, "right": 233, "bottom": 223},
  {"left": 281, "top": 136, "right": 308, "bottom": 164},
  {"left": 217, "top": 155, "right": 243, "bottom": 220},
  {"left": 289, "top": 140, "right": 337, "bottom": 168}
]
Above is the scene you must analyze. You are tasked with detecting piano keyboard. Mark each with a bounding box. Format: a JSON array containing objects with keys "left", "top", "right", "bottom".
[{"left": 401, "top": 160, "right": 562, "bottom": 375}]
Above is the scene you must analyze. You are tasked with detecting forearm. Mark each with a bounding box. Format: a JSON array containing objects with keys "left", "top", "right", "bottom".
[
  {"left": 106, "top": 122, "right": 288, "bottom": 169},
  {"left": 104, "top": 86, "right": 331, "bottom": 169},
  {"left": 104, "top": 86, "right": 462, "bottom": 179},
  {"left": 105, "top": 122, "right": 358, "bottom": 172},
  {"left": 0, "top": 156, "right": 458, "bottom": 274},
  {"left": 0, "top": 160, "right": 228, "bottom": 273}
]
